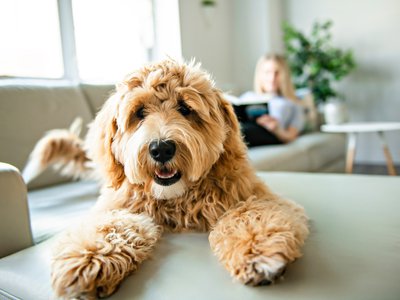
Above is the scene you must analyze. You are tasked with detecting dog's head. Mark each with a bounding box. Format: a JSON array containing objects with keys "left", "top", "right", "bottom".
[{"left": 87, "top": 60, "right": 242, "bottom": 200}]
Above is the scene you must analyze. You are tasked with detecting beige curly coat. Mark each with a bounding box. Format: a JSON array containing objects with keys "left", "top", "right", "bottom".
[{"left": 36, "top": 60, "right": 309, "bottom": 299}]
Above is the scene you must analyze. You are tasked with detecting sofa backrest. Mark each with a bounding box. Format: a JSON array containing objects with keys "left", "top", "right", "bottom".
[
  {"left": 80, "top": 84, "right": 115, "bottom": 115},
  {"left": 0, "top": 83, "right": 113, "bottom": 190}
]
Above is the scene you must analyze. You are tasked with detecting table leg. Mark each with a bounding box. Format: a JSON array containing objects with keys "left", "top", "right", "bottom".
[
  {"left": 377, "top": 131, "right": 397, "bottom": 176},
  {"left": 346, "top": 133, "right": 357, "bottom": 174}
]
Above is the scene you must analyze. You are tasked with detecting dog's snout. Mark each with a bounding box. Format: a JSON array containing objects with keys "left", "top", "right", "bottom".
[{"left": 149, "top": 140, "right": 176, "bottom": 163}]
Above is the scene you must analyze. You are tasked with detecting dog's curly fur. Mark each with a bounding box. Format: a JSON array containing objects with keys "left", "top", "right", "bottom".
[{"left": 27, "top": 60, "right": 308, "bottom": 299}]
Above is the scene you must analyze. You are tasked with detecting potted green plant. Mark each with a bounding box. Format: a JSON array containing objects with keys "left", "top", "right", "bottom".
[
  {"left": 201, "top": 0, "right": 217, "bottom": 26},
  {"left": 201, "top": 0, "right": 216, "bottom": 6},
  {"left": 283, "top": 20, "right": 356, "bottom": 124}
]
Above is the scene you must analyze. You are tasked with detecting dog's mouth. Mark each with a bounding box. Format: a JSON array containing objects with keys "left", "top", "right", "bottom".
[{"left": 154, "top": 167, "right": 181, "bottom": 186}]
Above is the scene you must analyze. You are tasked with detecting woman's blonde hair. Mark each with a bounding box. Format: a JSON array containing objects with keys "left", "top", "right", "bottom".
[{"left": 254, "top": 54, "right": 298, "bottom": 102}]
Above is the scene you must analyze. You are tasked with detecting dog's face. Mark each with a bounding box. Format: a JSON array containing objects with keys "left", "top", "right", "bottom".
[{"left": 87, "top": 60, "right": 240, "bottom": 200}]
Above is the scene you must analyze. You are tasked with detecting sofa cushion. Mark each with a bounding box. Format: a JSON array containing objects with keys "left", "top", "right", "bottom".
[
  {"left": 28, "top": 180, "right": 99, "bottom": 243},
  {"left": 0, "top": 172, "right": 399, "bottom": 300},
  {"left": 248, "top": 132, "right": 346, "bottom": 172},
  {"left": 295, "top": 132, "right": 346, "bottom": 171},
  {"left": 249, "top": 141, "right": 310, "bottom": 171},
  {"left": 80, "top": 83, "right": 114, "bottom": 115},
  {"left": 0, "top": 84, "right": 94, "bottom": 190}
]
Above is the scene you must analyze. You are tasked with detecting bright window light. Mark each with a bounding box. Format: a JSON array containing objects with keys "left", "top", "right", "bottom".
[
  {"left": 154, "top": 0, "right": 182, "bottom": 61},
  {"left": 0, "top": 0, "right": 64, "bottom": 78},
  {"left": 72, "top": 0, "right": 154, "bottom": 83}
]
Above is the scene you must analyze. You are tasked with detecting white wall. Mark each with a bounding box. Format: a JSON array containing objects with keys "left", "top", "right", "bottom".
[
  {"left": 284, "top": 0, "right": 400, "bottom": 164},
  {"left": 179, "top": 0, "right": 400, "bottom": 165},
  {"left": 178, "top": 0, "right": 234, "bottom": 91},
  {"left": 179, "top": 0, "right": 284, "bottom": 93},
  {"left": 232, "top": 0, "right": 284, "bottom": 93}
]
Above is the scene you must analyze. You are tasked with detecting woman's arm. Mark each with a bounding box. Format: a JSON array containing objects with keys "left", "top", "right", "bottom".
[
  {"left": 273, "top": 126, "right": 299, "bottom": 143},
  {"left": 256, "top": 115, "right": 299, "bottom": 143}
]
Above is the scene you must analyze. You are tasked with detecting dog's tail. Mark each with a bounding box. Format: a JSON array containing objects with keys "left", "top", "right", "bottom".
[{"left": 22, "top": 117, "right": 95, "bottom": 184}]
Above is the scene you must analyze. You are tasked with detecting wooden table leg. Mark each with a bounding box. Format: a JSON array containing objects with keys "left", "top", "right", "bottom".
[
  {"left": 346, "top": 133, "right": 357, "bottom": 174},
  {"left": 377, "top": 131, "right": 397, "bottom": 176}
]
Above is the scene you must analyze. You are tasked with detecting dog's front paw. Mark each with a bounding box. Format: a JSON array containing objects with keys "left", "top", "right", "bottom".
[
  {"left": 51, "top": 253, "right": 121, "bottom": 299},
  {"left": 51, "top": 211, "right": 162, "bottom": 299},
  {"left": 234, "top": 254, "right": 287, "bottom": 286}
]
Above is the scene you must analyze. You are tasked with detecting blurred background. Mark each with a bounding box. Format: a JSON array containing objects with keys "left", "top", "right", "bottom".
[{"left": 1, "top": 0, "right": 399, "bottom": 167}]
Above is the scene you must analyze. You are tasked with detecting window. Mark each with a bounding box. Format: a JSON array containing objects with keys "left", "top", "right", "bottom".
[
  {"left": 0, "top": 0, "right": 181, "bottom": 82},
  {"left": 72, "top": 0, "right": 154, "bottom": 82},
  {"left": 153, "top": 0, "right": 182, "bottom": 63},
  {"left": 0, "top": 0, "right": 64, "bottom": 78}
]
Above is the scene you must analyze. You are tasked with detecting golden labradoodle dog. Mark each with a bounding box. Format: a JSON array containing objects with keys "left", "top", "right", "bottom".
[{"left": 24, "top": 60, "right": 309, "bottom": 299}]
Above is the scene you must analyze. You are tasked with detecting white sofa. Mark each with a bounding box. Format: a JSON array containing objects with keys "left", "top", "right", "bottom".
[
  {"left": 0, "top": 83, "right": 345, "bottom": 245},
  {"left": 3, "top": 83, "right": 398, "bottom": 300},
  {"left": 1, "top": 171, "right": 399, "bottom": 300}
]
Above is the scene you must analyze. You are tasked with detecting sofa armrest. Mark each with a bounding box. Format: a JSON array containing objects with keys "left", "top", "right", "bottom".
[{"left": 0, "top": 162, "right": 33, "bottom": 258}]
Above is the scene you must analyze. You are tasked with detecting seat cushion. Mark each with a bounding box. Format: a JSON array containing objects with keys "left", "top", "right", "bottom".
[
  {"left": 248, "top": 132, "right": 346, "bottom": 172},
  {"left": 0, "top": 84, "right": 94, "bottom": 190},
  {"left": 0, "top": 172, "right": 399, "bottom": 300},
  {"left": 28, "top": 180, "right": 99, "bottom": 243}
]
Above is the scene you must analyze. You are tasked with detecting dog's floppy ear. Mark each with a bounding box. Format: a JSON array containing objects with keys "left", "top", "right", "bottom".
[
  {"left": 213, "top": 89, "right": 249, "bottom": 156},
  {"left": 214, "top": 90, "right": 241, "bottom": 136},
  {"left": 86, "top": 93, "right": 126, "bottom": 189}
]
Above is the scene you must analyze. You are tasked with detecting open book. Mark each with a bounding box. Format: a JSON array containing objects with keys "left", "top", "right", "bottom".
[
  {"left": 224, "top": 92, "right": 274, "bottom": 106},
  {"left": 224, "top": 92, "right": 273, "bottom": 120}
]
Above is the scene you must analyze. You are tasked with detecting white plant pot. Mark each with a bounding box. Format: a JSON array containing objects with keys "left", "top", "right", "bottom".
[{"left": 324, "top": 101, "right": 348, "bottom": 124}]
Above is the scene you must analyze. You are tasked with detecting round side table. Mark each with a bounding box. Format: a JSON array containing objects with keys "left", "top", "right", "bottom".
[{"left": 321, "top": 122, "right": 400, "bottom": 175}]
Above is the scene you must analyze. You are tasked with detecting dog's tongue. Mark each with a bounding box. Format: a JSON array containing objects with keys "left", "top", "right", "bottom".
[{"left": 155, "top": 168, "right": 177, "bottom": 179}]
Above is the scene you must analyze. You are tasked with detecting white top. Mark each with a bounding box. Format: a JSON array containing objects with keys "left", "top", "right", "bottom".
[{"left": 321, "top": 122, "right": 400, "bottom": 133}]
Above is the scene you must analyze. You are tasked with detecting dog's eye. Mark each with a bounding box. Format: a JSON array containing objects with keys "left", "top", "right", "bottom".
[
  {"left": 178, "top": 101, "right": 191, "bottom": 116},
  {"left": 136, "top": 106, "right": 145, "bottom": 119},
  {"left": 128, "top": 106, "right": 145, "bottom": 128}
]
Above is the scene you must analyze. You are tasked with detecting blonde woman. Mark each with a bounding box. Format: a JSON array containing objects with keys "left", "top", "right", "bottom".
[{"left": 234, "top": 54, "right": 304, "bottom": 147}]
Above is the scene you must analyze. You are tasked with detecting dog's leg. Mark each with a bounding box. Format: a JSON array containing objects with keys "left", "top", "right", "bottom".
[
  {"left": 209, "top": 197, "right": 308, "bottom": 286},
  {"left": 51, "top": 209, "right": 162, "bottom": 299}
]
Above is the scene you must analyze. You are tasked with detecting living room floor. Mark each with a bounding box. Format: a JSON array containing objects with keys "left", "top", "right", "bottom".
[{"left": 353, "top": 163, "right": 400, "bottom": 176}]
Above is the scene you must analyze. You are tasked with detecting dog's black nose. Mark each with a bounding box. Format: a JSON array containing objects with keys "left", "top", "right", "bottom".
[{"left": 149, "top": 140, "right": 176, "bottom": 163}]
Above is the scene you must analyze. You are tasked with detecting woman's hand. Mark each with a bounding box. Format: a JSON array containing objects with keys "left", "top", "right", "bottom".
[
  {"left": 256, "top": 114, "right": 279, "bottom": 133},
  {"left": 256, "top": 114, "right": 299, "bottom": 143}
]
